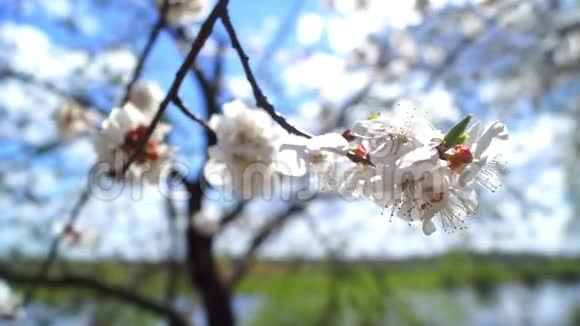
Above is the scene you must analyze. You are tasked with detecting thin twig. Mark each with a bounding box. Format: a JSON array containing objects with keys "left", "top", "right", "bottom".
[
  {"left": 22, "top": 185, "right": 91, "bottom": 305},
  {"left": 167, "top": 26, "right": 221, "bottom": 151},
  {"left": 0, "top": 68, "right": 106, "bottom": 112},
  {"left": 172, "top": 97, "right": 217, "bottom": 145},
  {"left": 220, "top": 9, "right": 312, "bottom": 139},
  {"left": 120, "top": 0, "right": 170, "bottom": 105},
  {"left": 121, "top": 0, "right": 229, "bottom": 175}
]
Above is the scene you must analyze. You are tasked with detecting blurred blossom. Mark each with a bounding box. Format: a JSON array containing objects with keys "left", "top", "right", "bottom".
[
  {"left": 460, "top": 13, "right": 485, "bottom": 39},
  {"left": 93, "top": 103, "right": 173, "bottom": 183},
  {"left": 349, "top": 38, "right": 382, "bottom": 67},
  {"left": 54, "top": 101, "right": 101, "bottom": 138},
  {"left": 157, "top": 0, "right": 209, "bottom": 25},
  {"left": 386, "top": 59, "right": 410, "bottom": 78},
  {"left": 499, "top": 2, "right": 536, "bottom": 29},
  {"left": 422, "top": 45, "right": 446, "bottom": 66},
  {"left": 52, "top": 220, "right": 99, "bottom": 247},
  {"left": 128, "top": 80, "right": 165, "bottom": 119},
  {"left": 204, "top": 100, "right": 288, "bottom": 199},
  {"left": 84, "top": 48, "right": 136, "bottom": 85},
  {"left": 392, "top": 31, "right": 418, "bottom": 62},
  {"left": 553, "top": 31, "right": 580, "bottom": 65}
]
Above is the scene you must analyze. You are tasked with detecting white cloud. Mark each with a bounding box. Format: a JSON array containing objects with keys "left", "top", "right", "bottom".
[{"left": 296, "top": 13, "right": 325, "bottom": 46}]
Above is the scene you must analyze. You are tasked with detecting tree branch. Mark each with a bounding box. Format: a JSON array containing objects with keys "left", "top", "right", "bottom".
[
  {"left": 220, "top": 9, "right": 312, "bottom": 139},
  {"left": 22, "top": 185, "right": 91, "bottom": 305},
  {"left": 184, "top": 180, "right": 234, "bottom": 326},
  {"left": 172, "top": 97, "right": 217, "bottom": 145},
  {"left": 0, "top": 265, "right": 187, "bottom": 326},
  {"left": 120, "top": 0, "right": 170, "bottom": 105},
  {"left": 121, "top": 0, "right": 230, "bottom": 174},
  {"left": 0, "top": 68, "right": 105, "bottom": 112},
  {"left": 219, "top": 202, "right": 246, "bottom": 228}
]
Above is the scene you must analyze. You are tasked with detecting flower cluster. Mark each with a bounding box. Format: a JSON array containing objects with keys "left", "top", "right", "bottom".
[
  {"left": 310, "top": 103, "right": 507, "bottom": 235},
  {"left": 93, "top": 81, "right": 172, "bottom": 183},
  {"left": 204, "top": 100, "right": 508, "bottom": 235}
]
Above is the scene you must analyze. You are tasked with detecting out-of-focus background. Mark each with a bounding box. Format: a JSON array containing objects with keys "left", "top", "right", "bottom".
[{"left": 1, "top": 0, "right": 580, "bottom": 325}]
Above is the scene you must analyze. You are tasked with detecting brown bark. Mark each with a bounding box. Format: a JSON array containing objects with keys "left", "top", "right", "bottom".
[{"left": 185, "top": 180, "right": 234, "bottom": 326}]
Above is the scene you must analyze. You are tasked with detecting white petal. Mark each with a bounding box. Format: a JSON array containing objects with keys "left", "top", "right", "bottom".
[
  {"left": 222, "top": 100, "right": 246, "bottom": 118},
  {"left": 275, "top": 147, "right": 307, "bottom": 176},
  {"left": 474, "top": 121, "right": 508, "bottom": 158},
  {"left": 352, "top": 119, "right": 386, "bottom": 138},
  {"left": 397, "top": 146, "right": 439, "bottom": 170},
  {"left": 307, "top": 133, "right": 348, "bottom": 153}
]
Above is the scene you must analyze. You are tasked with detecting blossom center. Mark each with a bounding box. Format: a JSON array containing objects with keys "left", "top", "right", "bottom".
[
  {"left": 443, "top": 144, "right": 473, "bottom": 173},
  {"left": 121, "top": 126, "right": 160, "bottom": 164}
]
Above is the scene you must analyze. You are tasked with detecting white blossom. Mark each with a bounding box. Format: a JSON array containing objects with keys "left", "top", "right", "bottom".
[
  {"left": 386, "top": 120, "right": 508, "bottom": 236},
  {"left": 93, "top": 103, "right": 172, "bottom": 183},
  {"left": 158, "top": 0, "right": 209, "bottom": 25},
  {"left": 204, "top": 100, "right": 285, "bottom": 199},
  {"left": 345, "top": 102, "right": 442, "bottom": 201},
  {"left": 346, "top": 103, "right": 508, "bottom": 236},
  {"left": 351, "top": 102, "right": 443, "bottom": 164}
]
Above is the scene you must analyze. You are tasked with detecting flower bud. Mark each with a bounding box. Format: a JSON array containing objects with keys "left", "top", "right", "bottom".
[{"left": 443, "top": 114, "right": 472, "bottom": 147}]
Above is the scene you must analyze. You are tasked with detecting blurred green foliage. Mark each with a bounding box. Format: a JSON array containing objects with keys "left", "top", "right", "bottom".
[{"left": 9, "top": 252, "right": 580, "bottom": 325}]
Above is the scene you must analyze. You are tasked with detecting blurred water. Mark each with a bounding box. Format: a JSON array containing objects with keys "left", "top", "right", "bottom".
[
  {"left": 400, "top": 281, "right": 580, "bottom": 326},
  {"left": 4, "top": 282, "right": 580, "bottom": 325}
]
